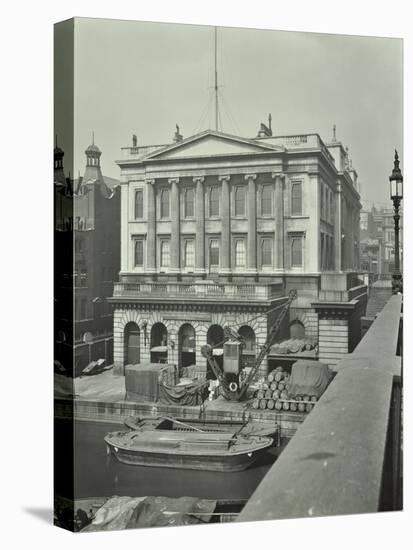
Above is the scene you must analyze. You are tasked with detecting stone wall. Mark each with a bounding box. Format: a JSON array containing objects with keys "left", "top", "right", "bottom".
[{"left": 113, "top": 305, "right": 269, "bottom": 376}]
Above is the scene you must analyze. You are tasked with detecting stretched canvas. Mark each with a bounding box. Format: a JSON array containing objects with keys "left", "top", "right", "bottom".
[{"left": 54, "top": 17, "right": 403, "bottom": 532}]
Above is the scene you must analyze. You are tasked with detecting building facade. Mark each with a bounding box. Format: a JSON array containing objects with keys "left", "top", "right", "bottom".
[
  {"left": 110, "top": 126, "right": 365, "bottom": 373},
  {"left": 54, "top": 142, "right": 121, "bottom": 375},
  {"left": 360, "top": 206, "right": 403, "bottom": 275}
]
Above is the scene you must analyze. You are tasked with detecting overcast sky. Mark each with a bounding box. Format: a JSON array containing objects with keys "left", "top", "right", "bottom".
[{"left": 64, "top": 17, "right": 402, "bottom": 208}]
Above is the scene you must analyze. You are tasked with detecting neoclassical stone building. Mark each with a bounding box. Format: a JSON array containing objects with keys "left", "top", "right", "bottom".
[{"left": 110, "top": 126, "right": 365, "bottom": 374}]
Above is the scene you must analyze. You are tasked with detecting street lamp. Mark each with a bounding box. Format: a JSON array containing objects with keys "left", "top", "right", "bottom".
[{"left": 389, "top": 150, "right": 403, "bottom": 294}]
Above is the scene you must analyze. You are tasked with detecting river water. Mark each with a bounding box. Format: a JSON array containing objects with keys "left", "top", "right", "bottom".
[{"left": 55, "top": 419, "right": 282, "bottom": 501}]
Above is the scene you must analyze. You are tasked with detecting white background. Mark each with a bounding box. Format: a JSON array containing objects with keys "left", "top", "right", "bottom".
[{"left": 0, "top": 1, "right": 411, "bottom": 548}]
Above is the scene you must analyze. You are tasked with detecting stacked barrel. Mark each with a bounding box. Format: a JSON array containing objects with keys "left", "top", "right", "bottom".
[{"left": 251, "top": 366, "right": 317, "bottom": 413}]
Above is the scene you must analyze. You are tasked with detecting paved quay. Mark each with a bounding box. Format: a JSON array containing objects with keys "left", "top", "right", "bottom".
[{"left": 54, "top": 369, "right": 306, "bottom": 438}]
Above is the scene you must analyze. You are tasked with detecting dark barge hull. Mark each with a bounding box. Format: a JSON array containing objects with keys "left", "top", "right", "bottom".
[{"left": 107, "top": 445, "right": 258, "bottom": 472}]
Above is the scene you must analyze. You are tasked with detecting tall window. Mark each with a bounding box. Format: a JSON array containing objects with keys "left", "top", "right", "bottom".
[
  {"left": 261, "top": 185, "right": 273, "bottom": 216},
  {"left": 209, "top": 239, "right": 219, "bottom": 267},
  {"left": 235, "top": 240, "right": 246, "bottom": 268},
  {"left": 160, "top": 240, "right": 170, "bottom": 268},
  {"left": 325, "top": 188, "right": 329, "bottom": 221},
  {"left": 134, "top": 240, "right": 144, "bottom": 266},
  {"left": 291, "top": 237, "right": 303, "bottom": 267},
  {"left": 261, "top": 239, "right": 272, "bottom": 266},
  {"left": 184, "top": 240, "right": 195, "bottom": 268},
  {"left": 184, "top": 188, "right": 195, "bottom": 217},
  {"left": 291, "top": 182, "right": 302, "bottom": 216},
  {"left": 160, "top": 188, "right": 170, "bottom": 218},
  {"left": 209, "top": 187, "right": 220, "bottom": 217},
  {"left": 134, "top": 189, "right": 143, "bottom": 219},
  {"left": 320, "top": 186, "right": 324, "bottom": 218},
  {"left": 234, "top": 186, "right": 246, "bottom": 216},
  {"left": 329, "top": 193, "right": 333, "bottom": 223},
  {"left": 320, "top": 233, "right": 325, "bottom": 270}
]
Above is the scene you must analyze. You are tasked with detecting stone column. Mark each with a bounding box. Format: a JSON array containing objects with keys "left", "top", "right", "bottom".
[
  {"left": 334, "top": 180, "right": 342, "bottom": 271},
  {"left": 146, "top": 179, "right": 156, "bottom": 273},
  {"left": 245, "top": 174, "right": 257, "bottom": 272},
  {"left": 194, "top": 176, "right": 205, "bottom": 274},
  {"left": 273, "top": 173, "right": 285, "bottom": 270},
  {"left": 219, "top": 175, "right": 231, "bottom": 274},
  {"left": 169, "top": 177, "right": 180, "bottom": 273}
]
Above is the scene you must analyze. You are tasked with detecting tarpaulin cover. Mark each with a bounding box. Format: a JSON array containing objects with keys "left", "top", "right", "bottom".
[
  {"left": 159, "top": 379, "right": 209, "bottom": 406},
  {"left": 127, "top": 496, "right": 216, "bottom": 528},
  {"left": 81, "top": 496, "right": 146, "bottom": 531},
  {"left": 81, "top": 495, "right": 217, "bottom": 531},
  {"left": 125, "top": 363, "right": 176, "bottom": 402},
  {"left": 288, "top": 359, "right": 333, "bottom": 398}
]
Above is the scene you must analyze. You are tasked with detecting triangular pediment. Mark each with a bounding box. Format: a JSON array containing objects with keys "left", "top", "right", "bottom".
[{"left": 145, "top": 130, "right": 283, "bottom": 161}]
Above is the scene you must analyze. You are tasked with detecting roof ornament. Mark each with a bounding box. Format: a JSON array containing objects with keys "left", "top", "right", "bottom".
[
  {"left": 132, "top": 134, "right": 137, "bottom": 147},
  {"left": 257, "top": 116, "right": 272, "bottom": 138},
  {"left": 173, "top": 124, "right": 183, "bottom": 142},
  {"left": 344, "top": 146, "right": 349, "bottom": 170},
  {"left": 332, "top": 124, "right": 337, "bottom": 142}
]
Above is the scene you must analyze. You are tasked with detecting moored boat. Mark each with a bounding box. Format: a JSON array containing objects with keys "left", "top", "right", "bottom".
[
  {"left": 123, "top": 415, "right": 278, "bottom": 439},
  {"left": 104, "top": 428, "right": 273, "bottom": 472}
]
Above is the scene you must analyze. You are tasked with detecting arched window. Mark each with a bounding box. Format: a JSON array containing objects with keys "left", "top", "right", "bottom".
[
  {"left": 151, "top": 322, "right": 168, "bottom": 348},
  {"left": 291, "top": 182, "right": 302, "bottom": 216},
  {"left": 207, "top": 325, "right": 224, "bottom": 347},
  {"left": 289, "top": 320, "right": 305, "bottom": 339},
  {"left": 160, "top": 240, "right": 170, "bottom": 268},
  {"left": 134, "top": 240, "right": 144, "bottom": 266},
  {"left": 179, "top": 324, "right": 196, "bottom": 351},
  {"left": 261, "top": 185, "right": 273, "bottom": 216},
  {"left": 184, "top": 240, "right": 195, "bottom": 268},
  {"left": 261, "top": 239, "right": 272, "bottom": 267},
  {"left": 209, "top": 239, "right": 220, "bottom": 267},
  {"left": 160, "top": 188, "right": 170, "bottom": 218},
  {"left": 234, "top": 186, "right": 246, "bottom": 216},
  {"left": 238, "top": 326, "right": 256, "bottom": 352},
  {"left": 184, "top": 188, "right": 195, "bottom": 217},
  {"left": 134, "top": 189, "right": 143, "bottom": 219},
  {"left": 178, "top": 323, "right": 196, "bottom": 369},
  {"left": 124, "top": 322, "right": 140, "bottom": 365},
  {"left": 209, "top": 187, "right": 220, "bottom": 217},
  {"left": 235, "top": 240, "right": 246, "bottom": 268}
]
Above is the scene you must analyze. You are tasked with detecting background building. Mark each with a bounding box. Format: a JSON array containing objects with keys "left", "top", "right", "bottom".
[
  {"left": 110, "top": 124, "right": 366, "bottom": 373},
  {"left": 54, "top": 141, "right": 121, "bottom": 375},
  {"left": 360, "top": 205, "right": 403, "bottom": 275}
]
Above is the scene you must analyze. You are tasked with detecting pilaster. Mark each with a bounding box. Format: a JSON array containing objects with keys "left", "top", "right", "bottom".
[
  {"left": 245, "top": 173, "right": 257, "bottom": 273},
  {"left": 194, "top": 176, "right": 206, "bottom": 274},
  {"left": 219, "top": 175, "right": 231, "bottom": 274},
  {"left": 146, "top": 179, "right": 156, "bottom": 273},
  {"left": 169, "top": 177, "right": 180, "bottom": 273}
]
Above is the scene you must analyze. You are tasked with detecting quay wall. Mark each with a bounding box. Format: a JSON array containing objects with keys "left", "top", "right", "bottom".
[{"left": 55, "top": 397, "right": 306, "bottom": 439}]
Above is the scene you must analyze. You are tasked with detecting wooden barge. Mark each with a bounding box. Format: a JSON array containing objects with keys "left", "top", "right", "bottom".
[
  {"left": 123, "top": 415, "right": 279, "bottom": 439},
  {"left": 104, "top": 429, "right": 273, "bottom": 472}
]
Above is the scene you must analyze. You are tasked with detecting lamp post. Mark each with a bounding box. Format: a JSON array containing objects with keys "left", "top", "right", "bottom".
[{"left": 389, "top": 150, "right": 403, "bottom": 294}]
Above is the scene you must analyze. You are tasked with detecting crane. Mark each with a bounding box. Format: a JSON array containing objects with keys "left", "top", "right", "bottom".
[{"left": 201, "top": 289, "right": 297, "bottom": 401}]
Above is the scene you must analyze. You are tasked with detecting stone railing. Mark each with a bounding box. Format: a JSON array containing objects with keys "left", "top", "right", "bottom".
[
  {"left": 120, "top": 144, "right": 169, "bottom": 160},
  {"left": 267, "top": 134, "right": 335, "bottom": 164},
  {"left": 318, "top": 272, "right": 367, "bottom": 302},
  {"left": 237, "top": 294, "right": 402, "bottom": 522},
  {"left": 112, "top": 281, "right": 284, "bottom": 301}
]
